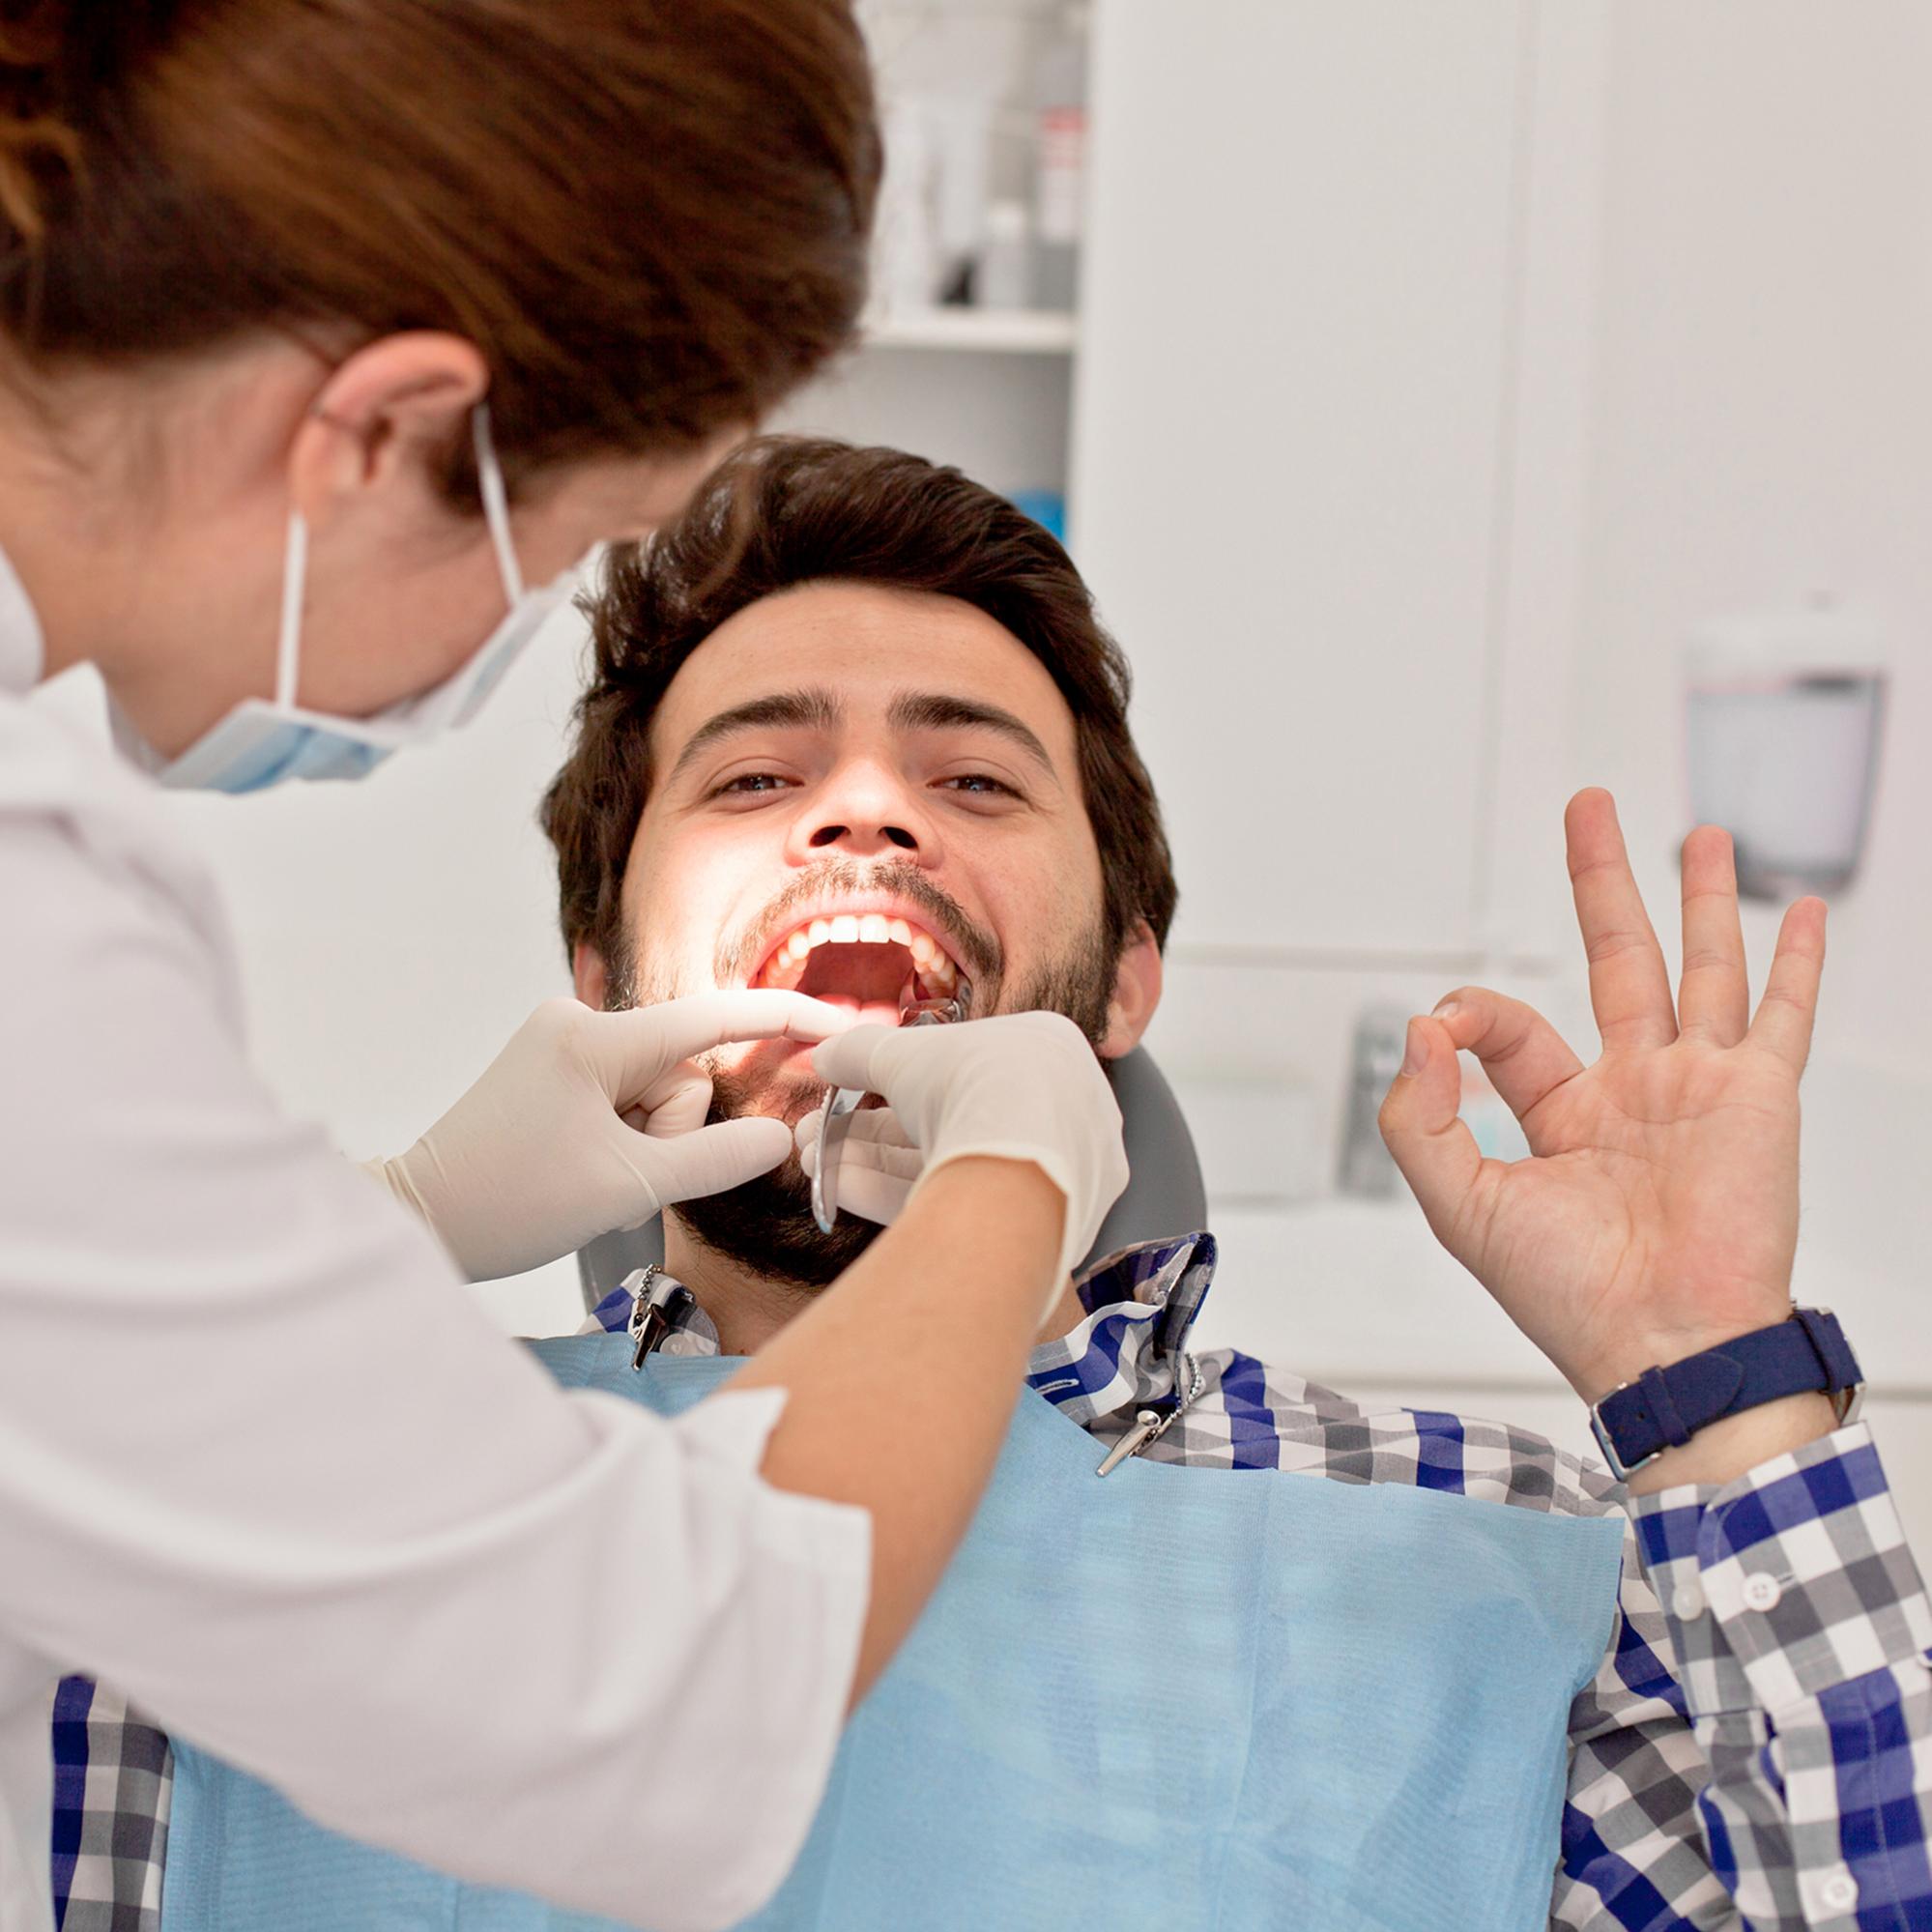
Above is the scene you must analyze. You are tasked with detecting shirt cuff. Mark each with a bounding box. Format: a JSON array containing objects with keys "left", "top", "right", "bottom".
[{"left": 1629, "top": 1423, "right": 1932, "bottom": 1716}]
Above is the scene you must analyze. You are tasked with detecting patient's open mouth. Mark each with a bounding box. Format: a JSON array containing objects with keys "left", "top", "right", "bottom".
[{"left": 752, "top": 909, "right": 967, "bottom": 1022}]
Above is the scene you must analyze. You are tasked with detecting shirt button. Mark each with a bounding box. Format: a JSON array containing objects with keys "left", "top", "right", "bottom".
[
  {"left": 1741, "top": 1572, "right": 1783, "bottom": 1612},
  {"left": 1815, "top": 1866, "right": 1859, "bottom": 1913},
  {"left": 1670, "top": 1581, "right": 1706, "bottom": 1620}
]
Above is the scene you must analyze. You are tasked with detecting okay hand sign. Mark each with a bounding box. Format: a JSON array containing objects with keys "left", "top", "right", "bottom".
[{"left": 1377, "top": 789, "right": 1825, "bottom": 1406}]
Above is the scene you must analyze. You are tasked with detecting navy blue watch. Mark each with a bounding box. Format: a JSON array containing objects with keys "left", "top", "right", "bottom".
[{"left": 1589, "top": 1306, "right": 1864, "bottom": 1482}]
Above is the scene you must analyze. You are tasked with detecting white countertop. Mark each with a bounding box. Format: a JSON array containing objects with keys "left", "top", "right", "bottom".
[{"left": 1190, "top": 1196, "right": 1929, "bottom": 1399}]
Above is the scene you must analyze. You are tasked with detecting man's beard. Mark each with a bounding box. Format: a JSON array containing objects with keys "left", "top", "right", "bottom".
[{"left": 602, "top": 889, "right": 1119, "bottom": 1292}]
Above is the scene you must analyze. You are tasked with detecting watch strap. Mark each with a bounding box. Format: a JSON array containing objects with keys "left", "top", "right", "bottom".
[{"left": 1590, "top": 1307, "right": 1862, "bottom": 1480}]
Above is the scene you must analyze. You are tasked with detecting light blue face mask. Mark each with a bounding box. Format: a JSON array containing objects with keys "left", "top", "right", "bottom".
[{"left": 115, "top": 405, "right": 581, "bottom": 793}]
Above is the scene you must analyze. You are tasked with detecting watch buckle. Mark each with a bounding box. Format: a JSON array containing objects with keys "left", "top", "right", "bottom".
[
  {"left": 1588, "top": 1382, "right": 1658, "bottom": 1484},
  {"left": 1802, "top": 1305, "right": 1866, "bottom": 1427}
]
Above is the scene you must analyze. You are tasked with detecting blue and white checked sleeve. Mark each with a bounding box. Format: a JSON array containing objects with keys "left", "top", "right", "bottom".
[
  {"left": 1558, "top": 1423, "right": 1932, "bottom": 1929},
  {"left": 48, "top": 1676, "right": 169, "bottom": 1932}
]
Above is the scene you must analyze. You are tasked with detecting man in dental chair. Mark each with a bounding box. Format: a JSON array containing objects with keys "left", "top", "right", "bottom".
[{"left": 58, "top": 440, "right": 1930, "bottom": 1931}]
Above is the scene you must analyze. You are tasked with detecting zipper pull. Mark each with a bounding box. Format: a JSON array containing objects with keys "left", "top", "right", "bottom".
[{"left": 1096, "top": 1409, "right": 1162, "bottom": 1478}]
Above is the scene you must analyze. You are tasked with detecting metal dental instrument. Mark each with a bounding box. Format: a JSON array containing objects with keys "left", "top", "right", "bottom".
[{"left": 811, "top": 991, "right": 968, "bottom": 1233}]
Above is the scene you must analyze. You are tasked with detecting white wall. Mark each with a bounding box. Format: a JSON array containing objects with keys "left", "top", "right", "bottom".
[
  {"left": 1557, "top": 1, "right": 1932, "bottom": 1527},
  {"left": 34, "top": 608, "right": 598, "bottom": 1339},
  {"left": 1569, "top": 2, "right": 1932, "bottom": 1403},
  {"left": 1576, "top": 0, "right": 1932, "bottom": 1084}
]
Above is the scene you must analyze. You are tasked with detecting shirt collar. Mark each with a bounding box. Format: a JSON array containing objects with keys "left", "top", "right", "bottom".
[
  {"left": 583, "top": 1230, "right": 1219, "bottom": 1427},
  {"left": 1026, "top": 1231, "right": 1218, "bottom": 1424},
  {"left": 0, "top": 541, "right": 45, "bottom": 695}
]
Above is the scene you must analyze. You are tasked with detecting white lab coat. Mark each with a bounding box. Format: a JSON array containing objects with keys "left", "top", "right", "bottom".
[{"left": 0, "top": 551, "right": 868, "bottom": 1932}]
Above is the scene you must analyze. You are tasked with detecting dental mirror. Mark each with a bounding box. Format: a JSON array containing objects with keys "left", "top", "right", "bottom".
[{"left": 811, "top": 991, "right": 969, "bottom": 1234}]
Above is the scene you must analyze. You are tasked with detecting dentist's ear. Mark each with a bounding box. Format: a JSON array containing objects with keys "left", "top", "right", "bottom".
[
  {"left": 572, "top": 941, "right": 611, "bottom": 1010},
  {"left": 290, "top": 332, "right": 490, "bottom": 526},
  {"left": 1098, "top": 919, "right": 1163, "bottom": 1059}
]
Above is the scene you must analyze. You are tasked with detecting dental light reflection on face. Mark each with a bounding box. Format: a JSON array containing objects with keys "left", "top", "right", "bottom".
[{"left": 597, "top": 583, "right": 1126, "bottom": 1288}]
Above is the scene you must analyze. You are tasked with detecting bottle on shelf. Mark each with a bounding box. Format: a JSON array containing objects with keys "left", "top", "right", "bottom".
[
  {"left": 977, "top": 199, "right": 1034, "bottom": 311},
  {"left": 1030, "top": 2, "right": 1089, "bottom": 313},
  {"left": 874, "top": 97, "right": 938, "bottom": 317},
  {"left": 931, "top": 96, "right": 993, "bottom": 307}
]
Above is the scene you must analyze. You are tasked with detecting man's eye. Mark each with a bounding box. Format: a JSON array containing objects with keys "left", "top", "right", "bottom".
[
  {"left": 713, "top": 772, "right": 793, "bottom": 797},
  {"left": 939, "top": 773, "right": 1017, "bottom": 797}
]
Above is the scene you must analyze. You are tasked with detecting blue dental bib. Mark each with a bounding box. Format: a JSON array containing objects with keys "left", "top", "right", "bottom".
[{"left": 163, "top": 1340, "right": 1625, "bottom": 1932}]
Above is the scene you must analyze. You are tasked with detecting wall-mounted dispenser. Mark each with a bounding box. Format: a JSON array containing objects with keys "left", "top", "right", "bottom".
[
  {"left": 1338, "top": 1008, "right": 1408, "bottom": 1198},
  {"left": 1682, "top": 601, "right": 1889, "bottom": 901}
]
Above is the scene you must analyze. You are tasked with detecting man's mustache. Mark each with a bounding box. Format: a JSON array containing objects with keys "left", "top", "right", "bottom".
[{"left": 714, "top": 858, "right": 1000, "bottom": 989}]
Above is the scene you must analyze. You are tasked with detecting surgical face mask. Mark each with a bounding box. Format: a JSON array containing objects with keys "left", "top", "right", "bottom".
[{"left": 114, "top": 405, "right": 582, "bottom": 793}]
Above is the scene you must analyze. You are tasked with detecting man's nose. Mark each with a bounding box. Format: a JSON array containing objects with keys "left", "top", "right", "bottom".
[{"left": 792, "top": 760, "right": 933, "bottom": 862}]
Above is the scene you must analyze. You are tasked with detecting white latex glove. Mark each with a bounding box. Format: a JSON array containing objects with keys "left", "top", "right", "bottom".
[
  {"left": 796, "top": 1106, "right": 920, "bottom": 1227},
  {"left": 805, "top": 1012, "right": 1126, "bottom": 1302},
  {"left": 368, "top": 992, "right": 851, "bottom": 1281}
]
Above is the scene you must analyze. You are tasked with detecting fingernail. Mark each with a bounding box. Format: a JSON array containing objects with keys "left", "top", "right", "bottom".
[
  {"left": 1431, "top": 998, "right": 1460, "bottom": 1021},
  {"left": 1399, "top": 1019, "right": 1427, "bottom": 1077}
]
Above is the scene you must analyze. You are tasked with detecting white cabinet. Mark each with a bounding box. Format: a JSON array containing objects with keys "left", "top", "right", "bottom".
[
  {"left": 1070, "top": 1, "right": 1604, "bottom": 968},
  {"left": 775, "top": 0, "right": 1087, "bottom": 511}
]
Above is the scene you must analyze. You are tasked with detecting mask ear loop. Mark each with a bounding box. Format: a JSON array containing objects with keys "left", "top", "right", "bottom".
[
  {"left": 274, "top": 511, "right": 308, "bottom": 710},
  {"left": 472, "top": 403, "right": 525, "bottom": 603},
  {"left": 270, "top": 402, "right": 516, "bottom": 720}
]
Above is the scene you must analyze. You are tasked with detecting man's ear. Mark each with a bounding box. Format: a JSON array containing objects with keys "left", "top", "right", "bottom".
[
  {"left": 1098, "top": 919, "right": 1163, "bottom": 1060},
  {"left": 572, "top": 941, "right": 610, "bottom": 1010}
]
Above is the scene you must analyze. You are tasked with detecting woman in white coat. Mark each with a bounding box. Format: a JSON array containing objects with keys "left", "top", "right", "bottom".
[{"left": 0, "top": 7, "right": 1126, "bottom": 1929}]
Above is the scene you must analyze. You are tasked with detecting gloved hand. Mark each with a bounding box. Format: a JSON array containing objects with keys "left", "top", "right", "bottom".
[
  {"left": 796, "top": 1106, "right": 920, "bottom": 1226},
  {"left": 367, "top": 992, "right": 851, "bottom": 1281},
  {"left": 804, "top": 1011, "right": 1126, "bottom": 1304}
]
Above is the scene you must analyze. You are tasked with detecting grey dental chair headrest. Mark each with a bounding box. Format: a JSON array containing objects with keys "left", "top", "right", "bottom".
[{"left": 576, "top": 1045, "right": 1207, "bottom": 1313}]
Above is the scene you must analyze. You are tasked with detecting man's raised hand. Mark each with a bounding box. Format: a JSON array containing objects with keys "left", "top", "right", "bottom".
[{"left": 1376, "top": 788, "right": 1827, "bottom": 1407}]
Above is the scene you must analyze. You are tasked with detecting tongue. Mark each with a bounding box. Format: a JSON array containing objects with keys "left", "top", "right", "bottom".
[
  {"left": 813, "top": 992, "right": 909, "bottom": 1028},
  {"left": 797, "top": 942, "right": 915, "bottom": 1008}
]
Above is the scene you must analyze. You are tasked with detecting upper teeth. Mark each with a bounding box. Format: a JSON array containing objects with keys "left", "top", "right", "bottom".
[{"left": 756, "top": 912, "right": 960, "bottom": 992}]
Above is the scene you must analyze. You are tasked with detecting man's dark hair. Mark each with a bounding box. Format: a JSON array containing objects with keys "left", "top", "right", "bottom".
[{"left": 540, "top": 436, "right": 1178, "bottom": 971}]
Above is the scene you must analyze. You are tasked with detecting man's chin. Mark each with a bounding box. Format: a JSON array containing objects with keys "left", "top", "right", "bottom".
[
  {"left": 674, "top": 1159, "right": 881, "bottom": 1292},
  {"left": 683, "top": 1062, "right": 883, "bottom": 1289}
]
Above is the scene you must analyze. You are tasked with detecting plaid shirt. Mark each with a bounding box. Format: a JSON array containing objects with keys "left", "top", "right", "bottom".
[{"left": 49, "top": 1232, "right": 1932, "bottom": 1930}]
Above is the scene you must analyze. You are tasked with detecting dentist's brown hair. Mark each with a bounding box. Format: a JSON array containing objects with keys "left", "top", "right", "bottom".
[{"left": 0, "top": 0, "right": 878, "bottom": 491}]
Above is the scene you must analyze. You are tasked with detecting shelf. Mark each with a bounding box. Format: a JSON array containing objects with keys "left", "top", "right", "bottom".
[{"left": 862, "top": 307, "right": 1079, "bottom": 354}]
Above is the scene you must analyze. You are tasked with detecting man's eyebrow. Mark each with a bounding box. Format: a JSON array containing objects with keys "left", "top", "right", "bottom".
[
  {"left": 667, "top": 688, "right": 843, "bottom": 785},
  {"left": 886, "top": 691, "right": 1056, "bottom": 776}
]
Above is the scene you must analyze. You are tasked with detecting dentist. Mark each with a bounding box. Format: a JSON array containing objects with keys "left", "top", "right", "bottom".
[{"left": 0, "top": 8, "right": 1127, "bottom": 1932}]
